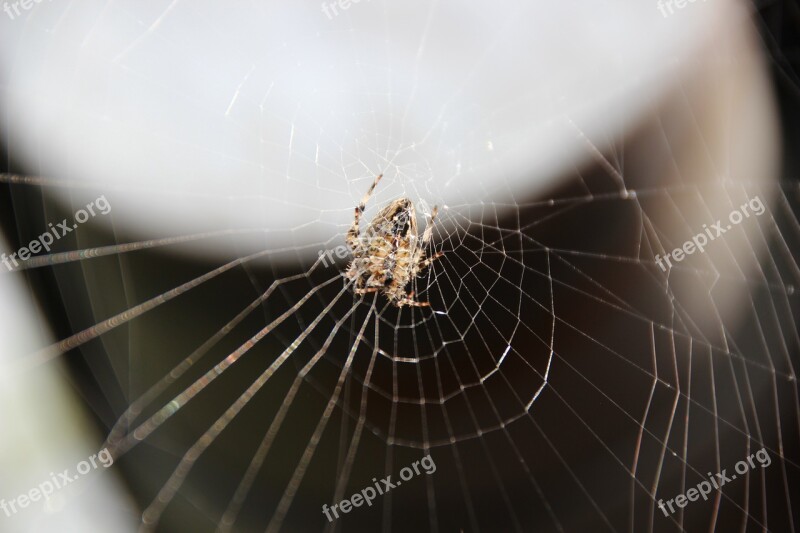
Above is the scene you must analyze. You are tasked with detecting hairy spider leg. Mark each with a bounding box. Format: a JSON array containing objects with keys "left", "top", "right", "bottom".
[
  {"left": 421, "top": 205, "right": 439, "bottom": 244},
  {"left": 346, "top": 173, "right": 384, "bottom": 252},
  {"left": 396, "top": 294, "right": 431, "bottom": 307},
  {"left": 354, "top": 287, "right": 380, "bottom": 294},
  {"left": 418, "top": 251, "right": 444, "bottom": 271},
  {"left": 400, "top": 250, "right": 443, "bottom": 308}
]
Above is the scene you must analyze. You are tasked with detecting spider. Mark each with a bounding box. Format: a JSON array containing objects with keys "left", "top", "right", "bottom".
[{"left": 345, "top": 174, "right": 443, "bottom": 307}]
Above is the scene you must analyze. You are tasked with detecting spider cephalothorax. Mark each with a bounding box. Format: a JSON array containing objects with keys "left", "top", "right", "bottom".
[{"left": 345, "top": 174, "right": 442, "bottom": 307}]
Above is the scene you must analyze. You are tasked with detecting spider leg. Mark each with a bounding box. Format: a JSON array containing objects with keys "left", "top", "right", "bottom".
[
  {"left": 396, "top": 296, "right": 431, "bottom": 307},
  {"left": 354, "top": 287, "right": 380, "bottom": 295},
  {"left": 418, "top": 251, "right": 444, "bottom": 271},
  {"left": 421, "top": 205, "right": 439, "bottom": 244},
  {"left": 346, "top": 173, "right": 384, "bottom": 251},
  {"left": 394, "top": 290, "right": 430, "bottom": 307}
]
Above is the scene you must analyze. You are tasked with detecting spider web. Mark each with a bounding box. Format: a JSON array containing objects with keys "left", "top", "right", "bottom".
[{"left": 1, "top": 1, "right": 800, "bottom": 532}]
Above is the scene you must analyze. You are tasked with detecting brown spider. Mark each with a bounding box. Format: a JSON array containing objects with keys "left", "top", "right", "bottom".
[{"left": 345, "top": 174, "right": 442, "bottom": 307}]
